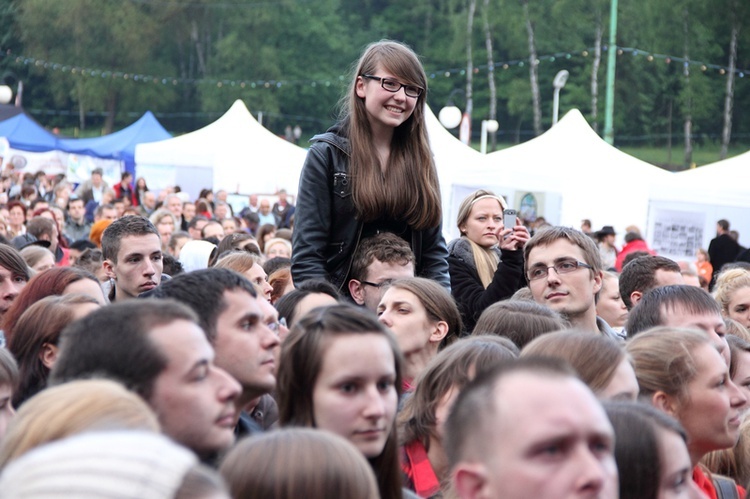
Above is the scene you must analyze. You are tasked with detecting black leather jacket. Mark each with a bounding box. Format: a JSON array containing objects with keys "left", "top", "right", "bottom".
[{"left": 291, "top": 129, "right": 450, "bottom": 292}]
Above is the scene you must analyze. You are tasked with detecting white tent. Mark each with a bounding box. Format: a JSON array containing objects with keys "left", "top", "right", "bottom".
[
  {"left": 134, "top": 100, "right": 307, "bottom": 199},
  {"left": 443, "top": 108, "right": 672, "bottom": 241},
  {"left": 645, "top": 148, "right": 750, "bottom": 261},
  {"left": 424, "top": 106, "right": 490, "bottom": 236},
  {"left": 667, "top": 149, "right": 750, "bottom": 207}
]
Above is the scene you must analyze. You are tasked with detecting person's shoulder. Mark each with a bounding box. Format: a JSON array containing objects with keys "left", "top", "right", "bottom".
[
  {"left": 447, "top": 238, "right": 476, "bottom": 270},
  {"left": 310, "top": 127, "right": 349, "bottom": 153},
  {"left": 447, "top": 237, "right": 470, "bottom": 257}
]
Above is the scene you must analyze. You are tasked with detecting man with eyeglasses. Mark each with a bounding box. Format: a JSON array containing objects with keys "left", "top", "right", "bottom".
[
  {"left": 348, "top": 233, "right": 416, "bottom": 311},
  {"left": 523, "top": 226, "right": 624, "bottom": 340},
  {"left": 145, "top": 267, "right": 280, "bottom": 437}
]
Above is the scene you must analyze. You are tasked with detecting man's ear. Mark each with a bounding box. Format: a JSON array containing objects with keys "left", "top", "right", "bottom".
[
  {"left": 103, "top": 259, "right": 116, "bottom": 280},
  {"left": 453, "top": 463, "right": 490, "bottom": 499},
  {"left": 348, "top": 279, "right": 366, "bottom": 306},
  {"left": 630, "top": 290, "right": 643, "bottom": 308},
  {"left": 592, "top": 270, "right": 603, "bottom": 294}
]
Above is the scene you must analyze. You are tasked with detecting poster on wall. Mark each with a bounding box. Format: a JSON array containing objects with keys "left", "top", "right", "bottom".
[{"left": 651, "top": 209, "right": 705, "bottom": 259}]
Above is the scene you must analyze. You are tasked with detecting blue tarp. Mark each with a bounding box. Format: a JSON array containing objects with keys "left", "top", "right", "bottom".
[
  {"left": 58, "top": 111, "right": 172, "bottom": 175},
  {"left": 0, "top": 112, "right": 61, "bottom": 152}
]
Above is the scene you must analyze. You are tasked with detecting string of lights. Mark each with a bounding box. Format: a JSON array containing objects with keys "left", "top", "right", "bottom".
[{"left": 1, "top": 45, "right": 746, "bottom": 90}]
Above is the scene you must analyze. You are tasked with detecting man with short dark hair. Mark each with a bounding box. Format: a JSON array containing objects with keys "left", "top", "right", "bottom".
[
  {"left": 64, "top": 197, "right": 91, "bottom": 242},
  {"left": 74, "top": 167, "right": 108, "bottom": 205},
  {"left": 626, "top": 284, "right": 729, "bottom": 361},
  {"left": 50, "top": 299, "right": 241, "bottom": 460},
  {"left": 618, "top": 255, "right": 684, "bottom": 310},
  {"left": 347, "top": 233, "right": 415, "bottom": 311},
  {"left": 188, "top": 215, "right": 209, "bottom": 241},
  {"left": 213, "top": 201, "right": 230, "bottom": 222},
  {"left": 524, "top": 226, "right": 620, "bottom": 339},
  {"left": 201, "top": 220, "right": 225, "bottom": 242},
  {"left": 150, "top": 268, "right": 281, "bottom": 434},
  {"left": 446, "top": 357, "right": 618, "bottom": 499},
  {"left": 94, "top": 203, "right": 118, "bottom": 223},
  {"left": 26, "top": 216, "right": 68, "bottom": 265},
  {"left": 709, "top": 219, "right": 741, "bottom": 281},
  {"left": 102, "top": 216, "right": 163, "bottom": 302}
]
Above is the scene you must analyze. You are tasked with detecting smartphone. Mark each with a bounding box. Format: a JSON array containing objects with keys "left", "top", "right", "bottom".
[{"left": 503, "top": 208, "right": 518, "bottom": 229}]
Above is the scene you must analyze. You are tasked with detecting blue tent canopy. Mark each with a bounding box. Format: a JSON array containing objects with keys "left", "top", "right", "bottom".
[
  {"left": 0, "top": 112, "right": 61, "bottom": 152},
  {"left": 59, "top": 111, "right": 172, "bottom": 175}
]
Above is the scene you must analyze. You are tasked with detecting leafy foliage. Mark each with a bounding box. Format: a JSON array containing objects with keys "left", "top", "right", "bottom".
[{"left": 2, "top": 0, "right": 748, "bottom": 161}]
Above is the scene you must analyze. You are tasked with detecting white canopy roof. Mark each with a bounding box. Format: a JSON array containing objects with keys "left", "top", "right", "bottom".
[
  {"left": 654, "top": 149, "right": 750, "bottom": 207},
  {"left": 135, "top": 100, "right": 306, "bottom": 197},
  {"left": 446, "top": 108, "right": 672, "bottom": 236}
]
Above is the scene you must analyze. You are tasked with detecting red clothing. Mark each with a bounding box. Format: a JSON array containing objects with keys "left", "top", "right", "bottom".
[
  {"left": 55, "top": 247, "right": 70, "bottom": 267},
  {"left": 401, "top": 440, "right": 441, "bottom": 498},
  {"left": 615, "top": 239, "right": 656, "bottom": 272},
  {"left": 113, "top": 181, "right": 137, "bottom": 206},
  {"left": 693, "top": 465, "right": 744, "bottom": 499},
  {"left": 696, "top": 261, "right": 713, "bottom": 285}
]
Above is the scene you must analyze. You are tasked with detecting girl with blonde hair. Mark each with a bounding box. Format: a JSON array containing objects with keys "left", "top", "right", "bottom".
[
  {"left": 447, "top": 189, "right": 529, "bottom": 331},
  {"left": 713, "top": 267, "right": 750, "bottom": 328}
]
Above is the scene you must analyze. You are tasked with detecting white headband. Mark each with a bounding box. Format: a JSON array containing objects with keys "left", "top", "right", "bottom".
[{"left": 470, "top": 194, "right": 507, "bottom": 210}]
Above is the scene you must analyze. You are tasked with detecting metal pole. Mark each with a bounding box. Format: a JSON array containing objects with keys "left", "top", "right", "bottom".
[
  {"left": 552, "top": 88, "right": 561, "bottom": 125},
  {"left": 603, "top": 0, "right": 618, "bottom": 144},
  {"left": 480, "top": 120, "right": 488, "bottom": 154}
]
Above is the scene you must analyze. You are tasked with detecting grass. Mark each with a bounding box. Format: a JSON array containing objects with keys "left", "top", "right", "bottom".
[{"left": 619, "top": 144, "right": 749, "bottom": 171}]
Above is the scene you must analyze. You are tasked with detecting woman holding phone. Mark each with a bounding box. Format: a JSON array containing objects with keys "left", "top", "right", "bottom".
[
  {"left": 291, "top": 40, "right": 449, "bottom": 295},
  {"left": 447, "top": 189, "right": 529, "bottom": 332}
]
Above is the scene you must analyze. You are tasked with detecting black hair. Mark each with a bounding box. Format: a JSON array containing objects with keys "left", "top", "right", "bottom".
[
  {"left": 50, "top": 299, "right": 198, "bottom": 399},
  {"left": 147, "top": 268, "right": 257, "bottom": 342}
]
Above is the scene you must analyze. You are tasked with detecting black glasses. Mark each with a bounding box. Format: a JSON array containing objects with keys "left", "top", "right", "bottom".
[
  {"left": 361, "top": 75, "right": 424, "bottom": 98},
  {"left": 361, "top": 279, "right": 395, "bottom": 289},
  {"left": 527, "top": 259, "right": 593, "bottom": 281}
]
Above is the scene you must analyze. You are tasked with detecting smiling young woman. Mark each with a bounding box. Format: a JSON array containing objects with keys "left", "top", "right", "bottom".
[{"left": 292, "top": 40, "right": 448, "bottom": 299}]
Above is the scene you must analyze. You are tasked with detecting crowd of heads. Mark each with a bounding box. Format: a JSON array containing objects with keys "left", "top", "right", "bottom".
[{"left": 0, "top": 40, "right": 749, "bottom": 499}]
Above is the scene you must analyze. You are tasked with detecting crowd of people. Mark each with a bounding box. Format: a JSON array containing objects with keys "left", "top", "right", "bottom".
[{"left": 0, "top": 39, "right": 749, "bottom": 498}]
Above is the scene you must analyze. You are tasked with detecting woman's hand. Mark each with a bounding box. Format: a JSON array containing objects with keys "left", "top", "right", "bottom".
[{"left": 498, "top": 219, "right": 530, "bottom": 251}]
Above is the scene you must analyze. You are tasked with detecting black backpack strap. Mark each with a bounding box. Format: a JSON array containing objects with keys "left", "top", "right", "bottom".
[{"left": 712, "top": 475, "right": 740, "bottom": 499}]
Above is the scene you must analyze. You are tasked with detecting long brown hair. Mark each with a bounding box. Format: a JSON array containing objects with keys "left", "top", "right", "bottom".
[
  {"left": 399, "top": 335, "right": 518, "bottom": 448},
  {"left": 342, "top": 40, "right": 441, "bottom": 230},
  {"left": 219, "top": 428, "right": 379, "bottom": 499},
  {"left": 277, "top": 304, "right": 404, "bottom": 499}
]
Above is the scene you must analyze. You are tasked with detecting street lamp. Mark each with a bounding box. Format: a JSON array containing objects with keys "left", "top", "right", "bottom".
[
  {"left": 552, "top": 70, "right": 569, "bottom": 126},
  {"left": 0, "top": 86, "right": 11, "bottom": 105},
  {"left": 480, "top": 120, "right": 499, "bottom": 154},
  {"left": 439, "top": 88, "right": 465, "bottom": 130},
  {"left": 438, "top": 105, "right": 462, "bottom": 129}
]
